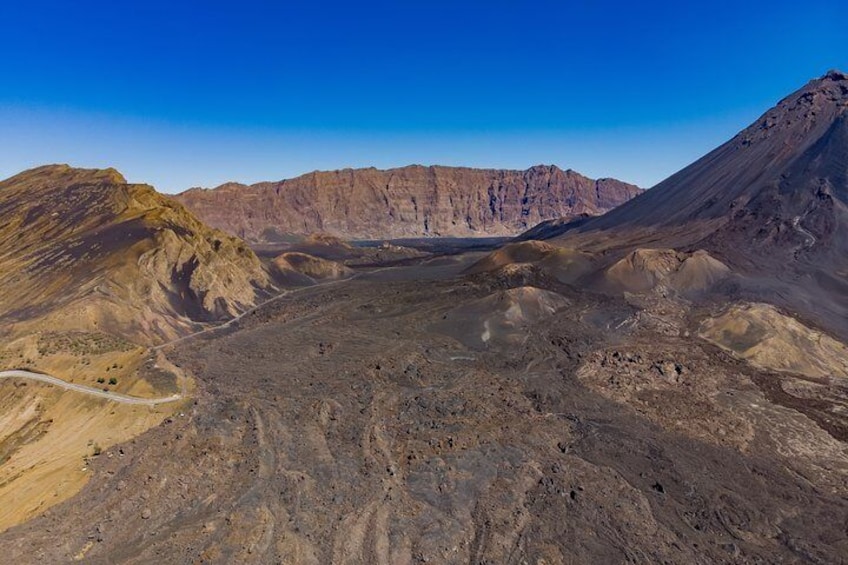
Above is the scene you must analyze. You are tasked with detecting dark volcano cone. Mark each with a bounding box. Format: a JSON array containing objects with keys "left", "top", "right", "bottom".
[
  {"left": 587, "top": 70, "right": 848, "bottom": 234},
  {"left": 541, "top": 71, "right": 848, "bottom": 337}
]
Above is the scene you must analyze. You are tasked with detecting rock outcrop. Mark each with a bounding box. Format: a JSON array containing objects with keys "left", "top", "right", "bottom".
[
  {"left": 271, "top": 252, "right": 353, "bottom": 285},
  {"left": 174, "top": 164, "right": 641, "bottom": 241},
  {"left": 603, "top": 249, "right": 730, "bottom": 294}
]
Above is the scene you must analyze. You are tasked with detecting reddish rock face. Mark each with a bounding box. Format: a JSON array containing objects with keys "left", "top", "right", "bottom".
[{"left": 173, "top": 165, "right": 641, "bottom": 241}]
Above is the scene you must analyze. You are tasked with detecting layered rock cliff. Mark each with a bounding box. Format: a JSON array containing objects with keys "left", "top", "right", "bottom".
[{"left": 174, "top": 164, "right": 641, "bottom": 241}]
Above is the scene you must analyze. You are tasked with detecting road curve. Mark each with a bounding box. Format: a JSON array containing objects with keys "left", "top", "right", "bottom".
[
  {"left": 154, "top": 263, "right": 426, "bottom": 351},
  {"left": 154, "top": 276, "right": 355, "bottom": 350},
  {"left": 792, "top": 216, "right": 817, "bottom": 248},
  {"left": 0, "top": 370, "right": 182, "bottom": 406}
]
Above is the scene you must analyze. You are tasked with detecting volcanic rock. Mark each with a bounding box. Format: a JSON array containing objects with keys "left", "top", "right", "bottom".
[{"left": 174, "top": 165, "right": 641, "bottom": 241}]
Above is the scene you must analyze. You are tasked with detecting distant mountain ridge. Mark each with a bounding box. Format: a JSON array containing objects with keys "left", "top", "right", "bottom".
[{"left": 174, "top": 164, "right": 642, "bottom": 241}]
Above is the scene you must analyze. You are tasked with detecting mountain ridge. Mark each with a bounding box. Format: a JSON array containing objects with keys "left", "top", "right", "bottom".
[
  {"left": 0, "top": 164, "right": 273, "bottom": 344},
  {"left": 174, "top": 164, "right": 642, "bottom": 241}
]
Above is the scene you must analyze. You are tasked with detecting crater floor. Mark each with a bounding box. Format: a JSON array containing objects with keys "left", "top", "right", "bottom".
[{"left": 2, "top": 257, "right": 846, "bottom": 564}]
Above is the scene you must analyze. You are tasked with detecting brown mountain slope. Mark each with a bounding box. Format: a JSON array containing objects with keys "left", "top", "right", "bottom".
[
  {"left": 174, "top": 164, "right": 641, "bottom": 241},
  {"left": 0, "top": 164, "right": 277, "bottom": 529},
  {"left": 526, "top": 70, "right": 848, "bottom": 338},
  {"left": 0, "top": 165, "right": 272, "bottom": 344}
]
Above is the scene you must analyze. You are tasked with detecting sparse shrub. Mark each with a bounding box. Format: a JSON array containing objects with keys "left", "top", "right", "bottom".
[
  {"left": 96, "top": 377, "right": 105, "bottom": 384},
  {"left": 37, "top": 331, "right": 136, "bottom": 357},
  {"left": 108, "top": 377, "right": 118, "bottom": 385}
]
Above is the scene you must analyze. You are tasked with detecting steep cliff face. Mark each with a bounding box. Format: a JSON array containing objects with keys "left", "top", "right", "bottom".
[
  {"left": 0, "top": 165, "right": 272, "bottom": 344},
  {"left": 174, "top": 164, "right": 641, "bottom": 241}
]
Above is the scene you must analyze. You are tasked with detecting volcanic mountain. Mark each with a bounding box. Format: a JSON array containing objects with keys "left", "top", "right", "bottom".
[
  {"left": 0, "top": 165, "right": 272, "bottom": 344},
  {"left": 529, "top": 70, "right": 848, "bottom": 337},
  {"left": 173, "top": 164, "right": 641, "bottom": 241},
  {"left": 3, "top": 76, "right": 848, "bottom": 563}
]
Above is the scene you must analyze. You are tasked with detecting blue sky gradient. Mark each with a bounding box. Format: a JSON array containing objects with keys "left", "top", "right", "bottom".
[{"left": 0, "top": 0, "right": 845, "bottom": 192}]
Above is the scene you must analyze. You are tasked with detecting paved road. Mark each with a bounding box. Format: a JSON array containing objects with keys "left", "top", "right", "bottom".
[{"left": 0, "top": 370, "right": 182, "bottom": 406}]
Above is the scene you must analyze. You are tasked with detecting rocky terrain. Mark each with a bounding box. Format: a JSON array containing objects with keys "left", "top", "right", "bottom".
[
  {"left": 0, "top": 72, "right": 846, "bottom": 563},
  {"left": 0, "top": 165, "right": 274, "bottom": 344},
  {"left": 1, "top": 252, "right": 846, "bottom": 563},
  {"left": 0, "top": 165, "right": 276, "bottom": 530},
  {"left": 174, "top": 165, "right": 642, "bottom": 241}
]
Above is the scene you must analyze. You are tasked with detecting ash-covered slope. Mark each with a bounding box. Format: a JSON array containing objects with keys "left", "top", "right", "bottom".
[
  {"left": 174, "top": 164, "right": 641, "bottom": 241},
  {"left": 549, "top": 70, "right": 848, "bottom": 251},
  {"left": 0, "top": 165, "right": 272, "bottom": 344},
  {"left": 533, "top": 70, "right": 848, "bottom": 336}
]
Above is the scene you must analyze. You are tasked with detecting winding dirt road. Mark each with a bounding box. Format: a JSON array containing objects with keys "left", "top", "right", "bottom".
[
  {"left": 792, "top": 215, "right": 817, "bottom": 248},
  {"left": 154, "top": 273, "right": 371, "bottom": 351},
  {"left": 0, "top": 370, "right": 182, "bottom": 406},
  {"left": 1, "top": 276, "right": 369, "bottom": 405}
]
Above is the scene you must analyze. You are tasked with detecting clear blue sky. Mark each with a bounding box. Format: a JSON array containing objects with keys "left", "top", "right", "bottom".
[{"left": 0, "top": 0, "right": 845, "bottom": 192}]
